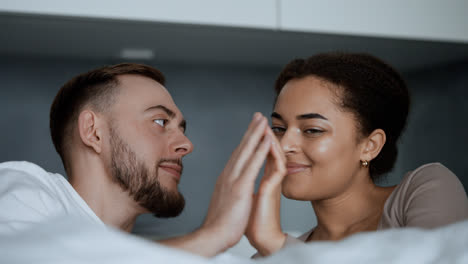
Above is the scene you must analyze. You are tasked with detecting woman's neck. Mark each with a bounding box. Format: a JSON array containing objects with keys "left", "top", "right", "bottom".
[{"left": 308, "top": 175, "right": 396, "bottom": 241}]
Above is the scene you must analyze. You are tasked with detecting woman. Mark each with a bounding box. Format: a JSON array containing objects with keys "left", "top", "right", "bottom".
[{"left": 245, "top": 52, "right": 468, "bottom": 257}]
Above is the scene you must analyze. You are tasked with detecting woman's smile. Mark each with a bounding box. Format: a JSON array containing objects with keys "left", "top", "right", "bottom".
[{"left": 286, "top": 162, "right": 311, "bottom": 175}]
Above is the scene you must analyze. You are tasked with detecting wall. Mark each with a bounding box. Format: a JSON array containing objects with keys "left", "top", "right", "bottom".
[{"left": 394, "top": 61, "right": 468, "bottom": 189}]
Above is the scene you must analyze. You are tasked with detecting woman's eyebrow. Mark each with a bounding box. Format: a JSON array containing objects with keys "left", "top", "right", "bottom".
[
  {"left": 271, "top": 112, "right": 282, "bottom": 120},
  {"left": 297, "top": 113, "right": 328, "bottom": 120},
  {"left": 271, "top": 112, "right": 328, "bottom": 121}
]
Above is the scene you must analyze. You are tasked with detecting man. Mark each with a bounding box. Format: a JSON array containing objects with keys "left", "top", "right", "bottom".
[{"left": 0, "top": 63, "right": 284, "bottom": 257}]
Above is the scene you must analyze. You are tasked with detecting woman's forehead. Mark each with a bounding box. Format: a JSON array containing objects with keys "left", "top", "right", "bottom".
[{"left": 275, "top": 77, "right": 340, "bottom": 114}]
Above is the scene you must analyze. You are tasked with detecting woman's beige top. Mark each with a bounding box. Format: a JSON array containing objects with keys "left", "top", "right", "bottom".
[{"left": 257, "top": 163, "right": 468, "bottom": 254}]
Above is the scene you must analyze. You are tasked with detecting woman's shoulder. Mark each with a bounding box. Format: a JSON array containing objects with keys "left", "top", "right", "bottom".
[
  {"left": 385, "top": 162, "right": 468, "bottom": 228},
  {"left": 398, "top": 162, "right": 462, "bottom": 191}
]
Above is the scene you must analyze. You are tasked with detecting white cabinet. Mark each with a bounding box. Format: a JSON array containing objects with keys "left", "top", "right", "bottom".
[
  {"left": 0, "top": 0, "right": 277, "bottom": 29},
  {"left": 2, "top": 0, "right": 467, "bottom": 42},
  {"left": 279, "top": 0, "right": 468, "bottom": 43},
  {"left": 1, "top": 0, "right": 467, "bottom": 70}
]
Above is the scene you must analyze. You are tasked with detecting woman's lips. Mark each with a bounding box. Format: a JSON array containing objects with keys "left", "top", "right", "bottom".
[
  {"left": 159, "top": 163, "right": 182, "bottom": 182},
  {"left": 286, "top": 162, "right": 311, "bottom": 175}
]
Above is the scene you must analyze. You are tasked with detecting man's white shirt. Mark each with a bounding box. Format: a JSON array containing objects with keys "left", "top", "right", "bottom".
[{"left": 0, "top": 161, "right": 104, "bottom": 235}]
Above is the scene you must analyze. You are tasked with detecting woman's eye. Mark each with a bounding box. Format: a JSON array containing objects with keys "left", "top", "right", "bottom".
[
  {"left": 154, "top": 119, "right": 167, "bottom": 127},
  {"left": 304, "top": 128, "right": 323, "bottom": 134},
  {"left": 271, "top": 126, "right": 286, "bottom": 134}
]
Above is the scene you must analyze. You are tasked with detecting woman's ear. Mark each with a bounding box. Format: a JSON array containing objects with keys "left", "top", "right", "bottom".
[
  {"left": 360, "top": 129, "right": 386, "bottom": 162},
  {"left": 77, "top": 110, "right": 103, "bottom": 154}
]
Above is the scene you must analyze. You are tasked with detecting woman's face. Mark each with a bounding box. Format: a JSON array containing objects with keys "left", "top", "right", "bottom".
[{"left": 272, "top": 76, "right": 365, "bottom": 201}]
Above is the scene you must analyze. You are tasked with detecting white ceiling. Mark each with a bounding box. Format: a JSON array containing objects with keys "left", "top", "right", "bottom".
[{"left": 2, "top": 12, "right": 468, "bottom": 73}]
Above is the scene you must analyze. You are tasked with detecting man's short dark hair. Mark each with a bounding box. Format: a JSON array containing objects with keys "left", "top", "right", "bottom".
[{"left": 50, "top": 63, "right": 165, "bottom": 173}]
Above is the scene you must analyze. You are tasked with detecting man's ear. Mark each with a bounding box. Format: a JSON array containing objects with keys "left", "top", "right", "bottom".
[
  {"left": 77, "top": 110, "right": 103, "bottom": 154},
  {"left": 360, "top": 129, "right": 386, "bottom": 162}
]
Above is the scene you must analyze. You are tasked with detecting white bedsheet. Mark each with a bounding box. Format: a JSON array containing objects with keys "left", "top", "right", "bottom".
[{"left": 1, "top": 216, "right": 467, "bottom": 264}]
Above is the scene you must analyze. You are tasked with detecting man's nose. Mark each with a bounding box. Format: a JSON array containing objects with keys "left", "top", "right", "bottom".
[
  {"left": 280, "top": 128, "right": 300, "bottom": 155},
  {"left": 172, "top": 132, "right": 194, "bottom": 157}
]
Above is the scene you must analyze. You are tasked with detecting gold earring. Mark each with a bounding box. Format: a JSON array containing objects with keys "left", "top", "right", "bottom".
[{"left": 361, "top": 160, "right": 369, "bottom": 168}]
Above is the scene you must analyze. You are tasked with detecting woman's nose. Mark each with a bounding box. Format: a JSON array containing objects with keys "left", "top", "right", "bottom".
[{"left": 280, "top": 128, "right": 300, "bottom": 154}]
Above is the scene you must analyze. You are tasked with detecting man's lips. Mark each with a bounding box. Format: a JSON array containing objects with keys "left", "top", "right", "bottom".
[
  {"left": 286, "top": 162, "right": 311, "bottom": 175},
  {"left": 159, "top": 163, "right": 182, "bottom": 181}
]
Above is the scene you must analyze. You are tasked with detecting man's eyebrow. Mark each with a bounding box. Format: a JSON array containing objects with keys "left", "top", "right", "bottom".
[
  {"left": 271, "top": 112, "right": 328, "bottom": 121},
  {"left": 145, "top": 105, "right": 187, "bottom": 132},
  {"left": 145, "top": 105, "right": 175, "bottom": 118}
]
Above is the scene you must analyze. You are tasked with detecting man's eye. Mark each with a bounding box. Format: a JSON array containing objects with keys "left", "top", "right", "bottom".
[{"left": 154, "top": 119, "right": 167, "bottom": 127}]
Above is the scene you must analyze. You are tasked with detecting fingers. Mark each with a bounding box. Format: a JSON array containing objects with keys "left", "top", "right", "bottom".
[
  {"left": 266, "top": 126, "right": 286, "bottom": 164},
  {"left": 227, "top": 113, "right": 262, "bottom": 161},
  {"left": 269, "top": 141, "right": 287, "bottom": 186},
  {"left": 239, "top": 132, "right": 272, "bottom": 184},
  {"left": 230, "top": 113, "right": 268, "bottom": 177},
  {"left": 238, "top": 113, "right": 264, "bottom": 151},
  {"left": 264, "top": 126, "right": 286, "bottom": 175},
  {"left": 270, "top": 134, "right": 286, "bottom": 178},
  {"left": 257, "top": 127, "right": 286, "bottom": 194}
]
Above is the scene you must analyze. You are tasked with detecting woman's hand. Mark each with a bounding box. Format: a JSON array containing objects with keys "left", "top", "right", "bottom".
[
  {"left": 197, "top": 113, "right": 274, "bottom": 254},
  {"left": 245, "top": 127, "right": 288, "bottom": 256}
]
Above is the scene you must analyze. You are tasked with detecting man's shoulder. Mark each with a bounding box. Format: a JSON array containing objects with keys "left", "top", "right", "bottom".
[
  {"left": 0, "top": 161, "right": 68, "bottom": 235},
  {"left": 0, "top": 160, "right": 63, "bottom": 198},
  {"left": 0, "top": 160, "right": 50, "bottom": 176},
  {"left": 0, "top": 160, "right": 65, "bottom": 186}
]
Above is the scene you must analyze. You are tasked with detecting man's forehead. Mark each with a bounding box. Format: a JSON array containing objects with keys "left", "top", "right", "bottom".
[
  {"left": 117, "top": 74, "right": 168, "bottom": 94},
  {"left": 115, "top": 75, "right": 183, "bottom": 117}
]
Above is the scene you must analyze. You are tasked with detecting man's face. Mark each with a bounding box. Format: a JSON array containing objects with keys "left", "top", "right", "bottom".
[{"left": 105, "top": 75, "right": 193, "bottom": 217}]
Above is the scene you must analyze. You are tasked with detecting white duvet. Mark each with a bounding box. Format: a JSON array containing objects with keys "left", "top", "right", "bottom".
[{"left": 1, "top": 216, "right": 467, "bottom": 264}]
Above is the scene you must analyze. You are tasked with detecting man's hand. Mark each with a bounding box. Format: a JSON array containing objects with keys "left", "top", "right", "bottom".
[
  {"left": 160, "top": 113, "right": 273, "bottom": 257},
  {"left": 245, "top": 127, "right": 287, "bottom": 257}
]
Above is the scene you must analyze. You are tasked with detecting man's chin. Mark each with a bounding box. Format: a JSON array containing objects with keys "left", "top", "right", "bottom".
[
  {"left": 147, "top": 192, "right": 186, "bottom": 218},
  {"left": 152, "top": 209, "right": 184, "bottom": 218},
  {"left": 158, "top": 176, "right": 181, "bottom": 191}
]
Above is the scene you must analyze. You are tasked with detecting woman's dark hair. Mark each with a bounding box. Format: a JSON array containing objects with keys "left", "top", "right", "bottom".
[{"left": 275, "top": 52, "right": 410, "bottom": 181}]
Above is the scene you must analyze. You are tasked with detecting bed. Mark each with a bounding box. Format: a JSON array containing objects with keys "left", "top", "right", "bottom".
[{"left": 2, "top": 216, "right": 467, "bottom": 263}]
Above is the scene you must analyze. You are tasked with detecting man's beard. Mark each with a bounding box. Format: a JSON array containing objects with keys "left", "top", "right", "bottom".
[{"left": 109, "top": 127, "right": 185, "bottom": 218}]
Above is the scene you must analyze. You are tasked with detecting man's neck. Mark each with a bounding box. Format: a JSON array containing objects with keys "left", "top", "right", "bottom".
[{"left": 68, "top": 158, "right": 144, "bottom": 232}]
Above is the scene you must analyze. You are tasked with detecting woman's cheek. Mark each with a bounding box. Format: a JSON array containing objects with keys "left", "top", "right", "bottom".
[{"left": 312, "top": 137, "right": 335, "bottom": 159}]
